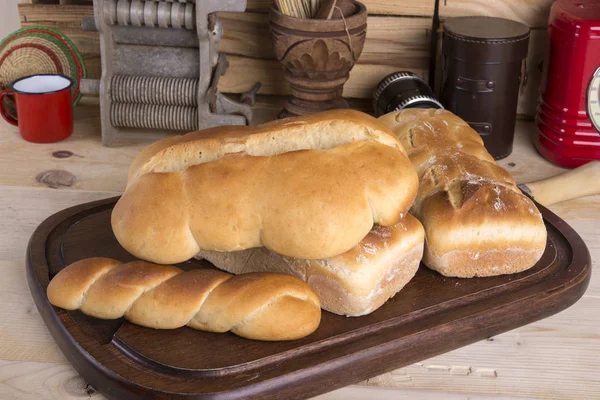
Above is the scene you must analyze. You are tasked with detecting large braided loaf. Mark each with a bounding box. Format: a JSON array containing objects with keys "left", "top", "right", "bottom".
[
  {"left": 111, "top": 109, "right": 418, "bottom": 265},
  {"left": 47, "top": 257, "right": 321, "bottom": 341},
  {"left": 378, "top": 109, "right": 547, "bottom": 278}
]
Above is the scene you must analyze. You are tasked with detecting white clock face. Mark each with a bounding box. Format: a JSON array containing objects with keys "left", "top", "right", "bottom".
[{"left": 587, "top": 66, "right": 600, "bottom": 133}]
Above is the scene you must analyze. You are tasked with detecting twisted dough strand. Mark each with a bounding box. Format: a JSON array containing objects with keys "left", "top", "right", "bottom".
[{"left": 47, "top": 257, "right": 321, "bottom": 341}]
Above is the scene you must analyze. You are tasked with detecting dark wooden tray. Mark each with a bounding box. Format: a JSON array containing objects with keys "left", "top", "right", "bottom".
[{"left": 27, "top": 196, "right": 591, "bottom": 400}]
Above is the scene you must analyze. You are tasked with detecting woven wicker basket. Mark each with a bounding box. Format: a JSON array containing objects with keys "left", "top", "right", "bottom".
[{"left": 0, "top": 26, "right": 87, "bottom": 113}]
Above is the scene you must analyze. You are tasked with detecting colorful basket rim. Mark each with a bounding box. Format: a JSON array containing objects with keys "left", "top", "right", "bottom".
[{"left": 0, "top": 26, "right": 87, "bottom": 106}]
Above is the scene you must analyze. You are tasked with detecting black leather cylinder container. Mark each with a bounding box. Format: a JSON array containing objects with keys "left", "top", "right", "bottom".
[{"left": 441, "top": 17, "right": 530, "bottom": 160}]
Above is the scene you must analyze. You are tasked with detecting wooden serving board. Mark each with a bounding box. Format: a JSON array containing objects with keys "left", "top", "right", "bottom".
[{"left": 27, "top": 196, "right": 591, "bottom": 400}]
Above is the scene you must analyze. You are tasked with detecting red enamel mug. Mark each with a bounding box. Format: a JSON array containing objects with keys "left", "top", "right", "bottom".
[{"left": 0, "top": 74, "right": 73, "bottom": 143}]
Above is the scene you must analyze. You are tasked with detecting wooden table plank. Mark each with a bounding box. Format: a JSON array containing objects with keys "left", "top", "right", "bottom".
[
  {"left": 0, "top": 359, "right": 549, "bottom": 400},
  {"left": 0, "top": 360, "right": 548, "bottom": 400},
  {"left": 318, "top": 386, "right": 539, "bottom": 400},
  {"left": 0, "top": 106, "right": 151, "bottom": 193},
  {"left": 0, "top": 188, "right": 118, "bottom": 364},
  {"left": 0, "top": 259, "right": 66, "bottom": 364},
  {"left": 0, "top": 360, "right": 92, "bottom": 400},
  {"left": 360, "top": 296, "right": 600, "bottom": 399}
]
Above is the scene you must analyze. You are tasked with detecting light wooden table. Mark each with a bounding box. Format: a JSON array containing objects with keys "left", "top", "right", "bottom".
[{"left": 0, "top": 100, "right": 598, "bottom": 400}]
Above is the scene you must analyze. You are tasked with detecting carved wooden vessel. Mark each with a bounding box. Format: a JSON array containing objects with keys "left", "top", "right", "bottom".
[{"left": 269, "top": 1, "right": 367, "bottom": 118}]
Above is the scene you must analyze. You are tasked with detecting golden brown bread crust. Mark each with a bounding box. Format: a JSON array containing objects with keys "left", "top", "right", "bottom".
[
  {"left": 112, "top": 109, "right": 419, "bottom": 264},
  {"left": 378, "top": 109, "right": 547, "bottom": 278},
  {"left": 196, "top": 214, "right": 425, "bottom": 316},
  {"left": 47, "top": 258, "right": 321, "bottom": 341},
  {"left": 126, "top": 109, "right": 407, "bottom": 180}
]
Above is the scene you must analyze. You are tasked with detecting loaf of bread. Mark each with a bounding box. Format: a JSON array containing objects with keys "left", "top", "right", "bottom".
[
  {"left": 197, "top": 214, "right": 425, "bottom": 316},
  {"left": 47, "top": 258, "right": 321, "bottom": 341},
  {"left": 112, "top": 109, "right": 419, "bottom": 265},
  {"left": 378, "top": 109, "right": 547, "bottom": 277}
]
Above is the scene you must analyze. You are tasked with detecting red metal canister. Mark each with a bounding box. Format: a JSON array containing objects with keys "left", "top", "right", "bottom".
[{"left": 535, "top": 0, "right": 600, "bottom": 168}]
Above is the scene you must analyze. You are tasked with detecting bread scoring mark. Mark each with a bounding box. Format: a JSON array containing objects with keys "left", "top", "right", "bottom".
[
  {"left": 492, "top": 186, "right": 505, "bottom": 211},
  {"left": 446, "top": 180, "right": 465, "bottom": 209},
  {"left": 429, "top": 167, "right": 440, "bottom": 186},
  {"left": 408, "top": 129, "right": 416, "bottom": 148},
  {"left": 132, "top": 119, "right": 402, "bottom": 179}
]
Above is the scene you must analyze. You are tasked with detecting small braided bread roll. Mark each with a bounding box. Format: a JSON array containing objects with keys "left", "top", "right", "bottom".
[{"left": 47, "top": 257, "right": 322, "bottom": 341}]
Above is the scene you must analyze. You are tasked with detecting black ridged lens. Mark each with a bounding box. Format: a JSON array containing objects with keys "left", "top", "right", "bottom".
[{"left": 373, "top": 71, "right": 443, "bottom": 117}]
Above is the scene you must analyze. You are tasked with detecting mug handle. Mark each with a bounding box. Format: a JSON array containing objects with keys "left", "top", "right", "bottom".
[{"left": 0, "top": 90, "right": 18, "bottom": 126}]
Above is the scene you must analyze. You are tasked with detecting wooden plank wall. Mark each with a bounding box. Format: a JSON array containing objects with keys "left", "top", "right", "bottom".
[{"left": 17, "top": 0, "right": 553, "bottom": 117}]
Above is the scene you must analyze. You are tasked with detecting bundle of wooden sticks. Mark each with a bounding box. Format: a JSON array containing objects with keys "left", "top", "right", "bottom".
[{"left": 274, "top": 0, "right": 356, "bottom": 19}]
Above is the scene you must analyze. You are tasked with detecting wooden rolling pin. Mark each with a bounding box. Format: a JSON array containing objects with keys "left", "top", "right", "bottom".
[{"left": 518, "top": 161, "right": 600, "bottom": 205}]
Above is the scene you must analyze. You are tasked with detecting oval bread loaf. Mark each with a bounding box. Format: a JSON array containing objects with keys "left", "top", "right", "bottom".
[
  {"left": 112, "top": 110, "right": 419, "bottom": 264},
  {"left": 378, "top": 109, "right": 547, "bottom": 278},
  {"left": 47, "top": 257, "right": 322, "bottom": 341}
]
